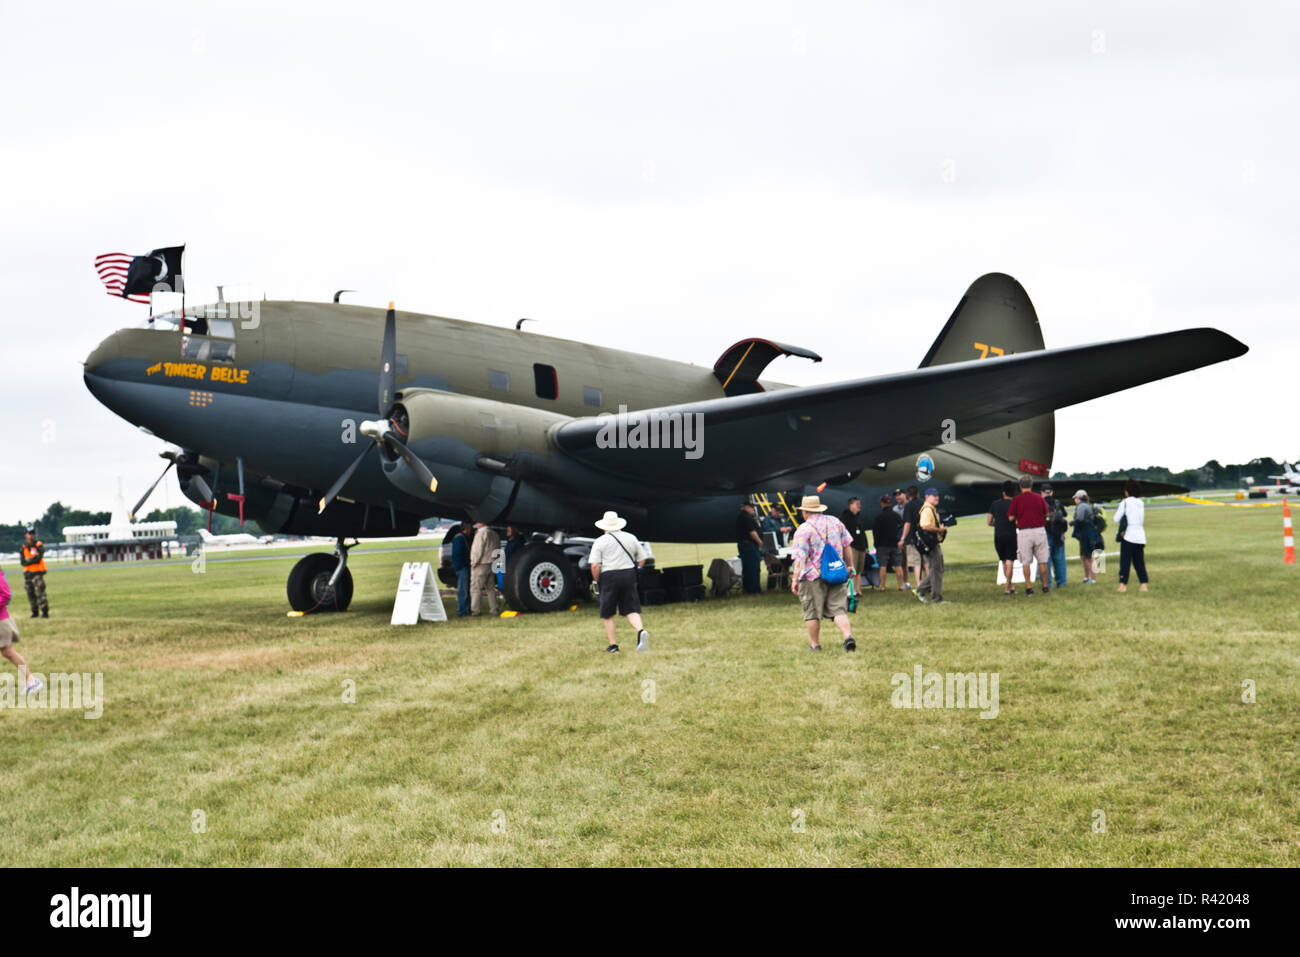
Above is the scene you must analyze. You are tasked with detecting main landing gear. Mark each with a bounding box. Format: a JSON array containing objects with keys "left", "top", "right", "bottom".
[
  {"left": 287, "top": 538, "right": 355, "bottom": 613},
  {"left": 502, "top": 541, "right": 579, "bottom": 614}
]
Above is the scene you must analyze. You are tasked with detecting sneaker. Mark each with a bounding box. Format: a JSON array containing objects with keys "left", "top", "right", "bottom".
[
  {"left": 808, "top": 644, "right": 822, "bottom": 651},
  {"left": 903, "top": 583, "right": 912, "bottom": 591},
  {"left": 30, "top": 612, "right": 38, "bottom": 619},
  {"left": 41, "top": 610, "right": 48, "bottom": 618},
  {"left": 914, "top": 588, "right": 926, "bottom": 602},
  {"left": 1042, "top": 585, "right": 1051, "bottom": 594},
  {"left": 843, "top": 636, "right": 856, "bottom": 652},
  {"left": 605, "top": 644, "right": 620, "bottom": 653},
  {"left": 636, "top": 630, "right": 649, "bottom": 653},
  {"left": 24, "top": 677, "right": 42, "bottom": 695},
  {"left": 917, "top": 594, "right": 929, "bottom": 603},
  {"left": 1025, "top": 588, "right": 1034, "bottom": 596}
]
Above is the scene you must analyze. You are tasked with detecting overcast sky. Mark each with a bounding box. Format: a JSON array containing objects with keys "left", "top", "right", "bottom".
[{"left": 3, "top": 0, "right": 1297, "bottom": 522}]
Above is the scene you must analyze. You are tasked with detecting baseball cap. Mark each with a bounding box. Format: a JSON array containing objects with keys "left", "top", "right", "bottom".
[
  {"left": 1073, "top": 489, "right": 1087, "bottom": 499},
  {"left": 924, "top": 488, "right": 938, "bottom": 497},
  {"left": 24, "top": 524, "right": 35, "bottom": 534}
]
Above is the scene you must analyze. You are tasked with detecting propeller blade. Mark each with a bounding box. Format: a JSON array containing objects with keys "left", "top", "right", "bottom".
[
  {"left": 190, "top": 474, "right": 214, "bottom": 504},
  {"left": 129, "top": 460, "right": 175, "bottom": 520},
  {"left": 384, "top": 434, "right": 438, "bottom": 494},
  {"left": 318, "top": 443, "right": 376, "bottom": 513},
  {"left": 378, "top": 301, "right": 397, "bottom": 415}
]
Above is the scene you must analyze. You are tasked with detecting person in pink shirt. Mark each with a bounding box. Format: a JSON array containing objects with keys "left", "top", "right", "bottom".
[
  {"left": 788, "top": 495, "right": 857, "bottom": 653},
  {"left": 0, "top": 565, "right": 42, "bottom": 695}
]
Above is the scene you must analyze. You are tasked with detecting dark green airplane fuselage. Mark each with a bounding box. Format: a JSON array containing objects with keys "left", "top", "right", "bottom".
[{"left": 84, "top": 301, "right": 1034, "bottom": 541}]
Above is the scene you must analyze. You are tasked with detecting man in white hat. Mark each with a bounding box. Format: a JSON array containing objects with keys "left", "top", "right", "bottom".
[
  {"left": 588, "top": 511, "right": 650, "bottom": 653},
  {"left": 788, "top": 495, "right": 857, "bottom": 652}
]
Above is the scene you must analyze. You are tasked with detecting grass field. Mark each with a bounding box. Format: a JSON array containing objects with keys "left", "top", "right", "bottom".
[{"left": 2, "top": 500, "right": 1296, "bottom": 866}]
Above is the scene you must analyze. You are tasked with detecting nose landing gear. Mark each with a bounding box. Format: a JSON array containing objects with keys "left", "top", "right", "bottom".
[{"left": 287, "top": 538, "right": 355, "bottom": 613}]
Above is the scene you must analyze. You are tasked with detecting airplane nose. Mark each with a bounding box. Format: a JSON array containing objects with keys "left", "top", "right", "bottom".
[
  {"left": 83, "top": 332, "right": 126, "bottom": 412},
  {"left": 84, "top": 332, "right": 120, "bottom": 378}
]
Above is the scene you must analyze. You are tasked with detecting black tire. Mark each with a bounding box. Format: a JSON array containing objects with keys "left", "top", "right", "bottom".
[
  {"left": 502, "top": 544, "right": 575, "bottom": 613},
  {"left": 287, "top": 553, "right": 353, "bottom": 613}
]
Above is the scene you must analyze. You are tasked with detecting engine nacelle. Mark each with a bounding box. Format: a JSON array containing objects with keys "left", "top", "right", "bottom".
[{"left": 397, "top": 388, "right": 570, "bottom": 459}]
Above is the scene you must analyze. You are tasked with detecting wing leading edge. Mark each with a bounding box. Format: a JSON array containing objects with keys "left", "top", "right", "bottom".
[{"left": 552, "top": 328, "right": 1247, "bottom": 492}]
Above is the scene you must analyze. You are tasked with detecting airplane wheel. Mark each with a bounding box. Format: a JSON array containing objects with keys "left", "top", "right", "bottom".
[
  {"left": 287, "top": 553, "right": 353, "bottom": 613},
  {"left": 503, "top": 544, "right": 575, "bottom": 613}
]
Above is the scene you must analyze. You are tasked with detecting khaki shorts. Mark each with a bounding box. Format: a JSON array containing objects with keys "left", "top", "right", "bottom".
[
  {"left": 0, "top": 616, "right": 17, "bottom": 649},
  {"left": 906, "top": 544, "right": 924, "bottom": 569},
  {"left": 849, "top": 547, "right": 866, "bottom": 575},
  {"left": 798, "top": 577, "right": 849, "bottom": 621},
  {"left": 1017, "top": 526, "right": 1050, "bottom": 566}
]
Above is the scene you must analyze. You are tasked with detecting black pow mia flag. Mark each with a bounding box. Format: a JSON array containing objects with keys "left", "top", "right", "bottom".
[{"left": 120, "top": 245, "right": 185, "bottom": 297}]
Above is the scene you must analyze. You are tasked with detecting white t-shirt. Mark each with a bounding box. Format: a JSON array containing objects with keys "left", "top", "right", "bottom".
[
  {"left": 589, "top": 531, "right": 645, "bottom": 572},
  {"left": 1114, "top": 497, "right": 1146, "bottom": 545}
]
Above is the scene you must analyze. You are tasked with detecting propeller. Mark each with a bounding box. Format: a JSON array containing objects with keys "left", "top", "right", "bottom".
[
  {"left": 318, "top": 302, "right": 438, "bottom": 514},
  {"left": 130, "top": 451, "right": 178, "bottom": 519},
  {"left": 130, "top": 448, "right": 215, "bottom": 518}
]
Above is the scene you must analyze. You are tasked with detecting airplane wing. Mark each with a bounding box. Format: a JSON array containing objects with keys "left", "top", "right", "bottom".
[{"left": 552, "top": 328, "right": 1247, "bottom": 493}]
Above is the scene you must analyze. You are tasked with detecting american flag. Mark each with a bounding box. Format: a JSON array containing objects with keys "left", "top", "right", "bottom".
[{"left": 94, "top": 252, "right": 150, "bottom": 303}]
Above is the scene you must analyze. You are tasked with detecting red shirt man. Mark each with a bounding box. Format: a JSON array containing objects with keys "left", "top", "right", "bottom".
[
  {"left": 1008, "top": 477, "right": 1051, "bottom": 593},
  {"left": 1008, "top": 489, "right": 1048, "bottom": 528}
]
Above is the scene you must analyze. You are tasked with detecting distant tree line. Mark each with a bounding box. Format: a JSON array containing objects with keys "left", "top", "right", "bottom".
[
  {"left": 1, "top": 502, "right": 247, "bottom": 554},
  {"left": 1051, "top": 457, "right": 1293, "bottom": 491}
]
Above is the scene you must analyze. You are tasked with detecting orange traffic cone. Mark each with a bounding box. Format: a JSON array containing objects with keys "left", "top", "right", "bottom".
[{"left": 1285, "top": 498, "right": 1295, "bottom": 565}]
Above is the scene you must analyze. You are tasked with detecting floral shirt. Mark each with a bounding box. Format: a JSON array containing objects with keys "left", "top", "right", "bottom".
[{"left": 790, "top": 513, "right": 855, "bottom": 581}]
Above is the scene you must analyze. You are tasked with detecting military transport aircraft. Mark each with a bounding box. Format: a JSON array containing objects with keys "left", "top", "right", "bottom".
[{"left": 83, "top": 273, "right": 1247, "bottom": 614}]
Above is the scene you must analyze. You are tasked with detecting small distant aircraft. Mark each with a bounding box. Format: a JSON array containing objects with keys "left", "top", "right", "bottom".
[
  {"left": 1267, "top": 462, "right": 1300, "bottom": 492},
  {"left": 196, "top": 528, "right": 273, "bottom": 546}
]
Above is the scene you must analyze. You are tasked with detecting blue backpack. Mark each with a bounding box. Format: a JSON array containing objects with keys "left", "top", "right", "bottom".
[{"left": 811, "top": 521, "right": 849, "bottom": 584}]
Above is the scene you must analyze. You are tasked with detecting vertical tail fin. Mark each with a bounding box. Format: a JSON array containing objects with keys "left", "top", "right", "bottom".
[{"left": 920, "top": 273, "right": 1055, "bottom": 474}]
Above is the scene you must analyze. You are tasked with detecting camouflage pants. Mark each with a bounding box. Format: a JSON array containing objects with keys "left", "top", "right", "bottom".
[{"left": 24, "top": 572, "right": 48, "bottom": 615}]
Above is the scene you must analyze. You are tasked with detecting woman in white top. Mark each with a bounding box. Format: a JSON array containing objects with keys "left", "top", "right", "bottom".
[{"left": 1113, "top": 479, "right": 1148, "bottom": 592}]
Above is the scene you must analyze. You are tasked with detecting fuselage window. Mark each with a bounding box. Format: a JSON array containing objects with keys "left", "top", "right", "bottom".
[
  {"left": 583, "top": 386, "right": 602, "bottom": 407},
  {"left": 534, "top": 363, "right": 558, "bottom": 400},
  {"left": 489, "top": 370, "right": 510, "bottom": 391}
]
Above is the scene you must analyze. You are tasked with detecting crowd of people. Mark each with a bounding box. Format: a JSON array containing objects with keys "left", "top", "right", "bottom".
[{"left": 723, "top": 477, "right": 1153, "bottom": 650}]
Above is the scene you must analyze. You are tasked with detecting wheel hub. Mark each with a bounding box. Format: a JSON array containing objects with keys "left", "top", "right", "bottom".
[
  {"left": 529, "top": 561, "right": 564, "bottom": 601},
  {"left": 311, "top": 572, "right": 336, "bottom": 603}
]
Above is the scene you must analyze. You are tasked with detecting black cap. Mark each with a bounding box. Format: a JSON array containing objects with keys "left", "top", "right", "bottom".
[{"left": 24, "top": 524, "right": 35, "bottom": 534}]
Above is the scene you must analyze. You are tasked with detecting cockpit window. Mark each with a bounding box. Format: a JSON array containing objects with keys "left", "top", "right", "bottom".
[
  {"left": 182, "top": 336, "right": 236, "bottom": 363},
  {"left": 208, "top": 317, "right": 236, "bottom": 339},
  {"left": 139, "top": 306, "right": 239, "bottom": 337}
]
